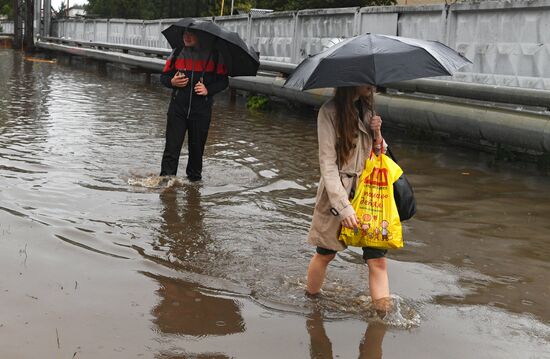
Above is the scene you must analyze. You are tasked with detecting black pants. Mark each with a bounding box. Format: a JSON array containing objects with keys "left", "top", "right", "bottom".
[{"left": 160, "top": 110, "right": 212, "bottom": 180}]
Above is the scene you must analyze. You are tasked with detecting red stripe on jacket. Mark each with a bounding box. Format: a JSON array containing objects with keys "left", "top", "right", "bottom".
[{"left": 163, "top": 57, "right": 228, "bottom": 75}]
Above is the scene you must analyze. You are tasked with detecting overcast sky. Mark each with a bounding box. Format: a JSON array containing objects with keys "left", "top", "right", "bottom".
[{"left": 51, "top": 0, "right": 88, "bottom": 11}]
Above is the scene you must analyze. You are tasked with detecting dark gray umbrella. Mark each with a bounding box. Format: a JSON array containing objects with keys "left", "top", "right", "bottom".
[
  {"left": 162, "top": 18, "right": 259, "bottom": 77},
  {"left": 283, "top": 34, "right": 471, "bottom": 90}
]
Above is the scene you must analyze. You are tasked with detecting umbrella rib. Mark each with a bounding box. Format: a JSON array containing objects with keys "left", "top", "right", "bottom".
[{"left": 420, "top": 48, "right": 453, "bottom": 76}]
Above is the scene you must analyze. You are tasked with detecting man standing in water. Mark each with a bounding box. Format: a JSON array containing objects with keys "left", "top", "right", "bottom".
[{"left": 160, "top": 29, "right": 229, "bottom": 181}]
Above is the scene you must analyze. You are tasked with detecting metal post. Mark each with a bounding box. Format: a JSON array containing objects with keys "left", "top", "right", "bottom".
[
  {"left": 24, "top": 0, "right": 34, "bottom": 50},
  {"left": 230, "top": 0, "right": 234, "bottom": 15},
  {"left": 291, "top": 12, "right": 301, "bottom": 63},
  {"left": 246, "top": 12, "right": 252, "bottom": 46},
  {"left": 34, "top": 0, "right": 41, "bottom": 41},
  {"left": 123, "top": 20, "right": 127, "bottom": 45},
  {"left": 158, "top": 20, "right": 163, "bottom": 48},
  {"left": 43, "top": 0, "right": 51, "bottom": 37},
  {"left": 353, "top": 7, "right": 361, "bottom": 36},
  {"left": 106, "top": 19, "right": 110, "bottom": 43},
  {"left": 12, "top": 0, "right": 22, "bottom": 49},
  {"left": 141, "top": 20, "right": 146, "bottom": 47},
  {"left": 445, "top": 4, "right": 457, "bottom": 49}
]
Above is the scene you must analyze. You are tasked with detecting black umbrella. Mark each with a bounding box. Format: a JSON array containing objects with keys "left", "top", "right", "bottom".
[
  {"left": 162, "top": 18, "right": 259, "bottom": 77},
  {"left": 283, "top": 33, "right": 471, "bottom": 90}
]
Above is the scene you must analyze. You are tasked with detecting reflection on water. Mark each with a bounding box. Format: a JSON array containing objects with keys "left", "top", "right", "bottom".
[
  {"left": 1, "top": 49, "right": 550, "bottom": 357},
  {"left": 157, "top": 183, "right": 212, "bottom": 273},
  {"left": 307, "top": 309, "right": 387, "bottom": 359},
  {"left": 146, "top": 272, "right": 245, "bottom": 336}
]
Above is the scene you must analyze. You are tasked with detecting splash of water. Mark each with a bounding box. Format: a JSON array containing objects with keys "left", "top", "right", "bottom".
[
  {"left": 127, "top": 175, "right": 185, "bottom": 189},
  {"left": 283, "top": 277, "right": 421, "bottom": 329}
]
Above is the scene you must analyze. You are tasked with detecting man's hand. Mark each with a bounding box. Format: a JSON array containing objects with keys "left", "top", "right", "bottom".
[
  {"left": 171, "top": 72, "right": 189, "bottom": 88},
  {"left": 194, "top": 81, "right": 208, "bottom": 96}
]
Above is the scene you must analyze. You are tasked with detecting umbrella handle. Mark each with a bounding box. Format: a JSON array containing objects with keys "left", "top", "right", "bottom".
[{"left": 372, "top": 111, "right": 383, "bottom": 146}]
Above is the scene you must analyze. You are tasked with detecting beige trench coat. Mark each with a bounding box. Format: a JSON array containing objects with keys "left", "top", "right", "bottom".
[{"left": 307, "top": 98, "right": 377, "bottom": 251}]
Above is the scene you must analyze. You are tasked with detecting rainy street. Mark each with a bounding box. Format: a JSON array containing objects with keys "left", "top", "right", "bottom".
[{"left": 1, "top": 50, "right": 550, "bottom": 358}]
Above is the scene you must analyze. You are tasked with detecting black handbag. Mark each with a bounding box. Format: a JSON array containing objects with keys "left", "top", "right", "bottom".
[{"left": 386, "top": 146, "right": 417, "bottom": 221}]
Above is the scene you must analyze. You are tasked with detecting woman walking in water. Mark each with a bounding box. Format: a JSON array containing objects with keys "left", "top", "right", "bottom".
[{"left": 306, "top": 85, "right": 390, "bottom": 311}]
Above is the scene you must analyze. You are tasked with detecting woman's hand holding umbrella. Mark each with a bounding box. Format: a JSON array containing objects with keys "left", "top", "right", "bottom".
[{"left": 370, "top": 115, "right": 383, "bottom": 150}]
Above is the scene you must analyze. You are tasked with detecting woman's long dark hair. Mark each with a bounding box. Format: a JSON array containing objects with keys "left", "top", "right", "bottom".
[{"left": 334, "top": 86, "right": 374, "bottom": 165}]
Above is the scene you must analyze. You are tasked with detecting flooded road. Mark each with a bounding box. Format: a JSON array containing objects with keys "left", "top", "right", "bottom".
[{"left": 1, "top": 49, "right": 549, "bottom": 358}]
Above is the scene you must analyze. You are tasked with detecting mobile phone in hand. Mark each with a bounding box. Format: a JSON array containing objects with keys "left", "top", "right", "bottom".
[{"left": 175, "top": 71, "right": 185, "bottom": 78}]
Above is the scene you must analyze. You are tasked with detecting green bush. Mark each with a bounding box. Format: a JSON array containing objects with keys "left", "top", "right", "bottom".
[
  {"left": 246, "top": 94, "right": 270, "bottom": 111},
  {"left": 1, "top": 3, "right": 12, "bottom": 19}
]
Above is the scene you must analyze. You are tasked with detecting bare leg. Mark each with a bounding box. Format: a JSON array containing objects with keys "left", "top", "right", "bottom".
[
  {"left": 366, "top": 257, "right": 389, "bottom": 301},
  {"left": 306, "top": 253, "right": 336, "bottom": 295}
]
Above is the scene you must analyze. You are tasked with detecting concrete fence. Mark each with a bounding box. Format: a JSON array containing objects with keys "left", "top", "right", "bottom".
[
  {"left": 0, "top": 20, "right": 14, "bottom": 34},
  {"left": 38, "top": 0, "right": 550, "bottom": 91}
]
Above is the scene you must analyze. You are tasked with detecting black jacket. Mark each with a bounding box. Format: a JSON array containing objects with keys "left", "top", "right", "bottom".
[{"left": 161, "top": 46, "right": 229, "bottom": 118}]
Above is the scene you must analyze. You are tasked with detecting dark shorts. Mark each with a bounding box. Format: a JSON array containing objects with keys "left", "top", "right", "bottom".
[{"left": 316, "top": 246, "right": 387, "bottom": 262}]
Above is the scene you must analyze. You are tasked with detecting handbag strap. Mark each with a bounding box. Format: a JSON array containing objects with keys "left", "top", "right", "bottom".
[{"left": 385, "top": 145, "right": 398, "bottom": 163}]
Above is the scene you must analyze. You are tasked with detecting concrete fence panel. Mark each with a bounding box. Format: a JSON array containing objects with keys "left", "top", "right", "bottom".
[
  {"left": 47, "top": 0, "right": 550, "bottom": 90},
  {"left": 0, "top": 21, "right": 14, "bottom": 34},
  {"left": 215, "top": 15, "right": 249, "bottom": 43},
  {"left": 143, "top": 20, "right": 161, "bottom": 48},
  {"left": 108, "top": 19, "right": 127, "bottom": 45},
  {"left": 74, "top": 20, "right": 84, "bottom": 40},
  {"left": 248, "top": 12, "right": 295, "bottom": 62},
  {"left": 94, "top": 20, "right": 108, "bottom": 43},
  {"left": 451, "top": 2, "right": 550, "bottom": 89},
  {"left": 125, "top": 20, "right": 144, "bottom": 46},
  {"left": 397, "top": 6, "right": 446, "bottom": 42},
  {"left": 359, "top": 7, "right": 398, "bottom": 35},
  {"left": 84, "top": 20, "right": 95, "bottom": 41},
  {"left": 294, "top": 8, "right": 357, "bottom": 62}
]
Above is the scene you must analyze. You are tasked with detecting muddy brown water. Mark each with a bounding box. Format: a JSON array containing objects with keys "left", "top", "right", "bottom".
[{"left": 1, "top": 49, "right": 549, "bottom": 358}]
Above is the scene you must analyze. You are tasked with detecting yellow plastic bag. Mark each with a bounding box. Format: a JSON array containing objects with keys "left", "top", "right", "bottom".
[{"left": 339, "top": 153, "right": 404, "bottom": 249}]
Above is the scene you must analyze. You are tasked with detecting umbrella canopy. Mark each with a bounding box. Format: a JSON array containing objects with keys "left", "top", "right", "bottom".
[
  {"left": 283, "top": 33, "right": 471, "bottom": 90},
  {"left": 162, "top": 18, "right": 259, "bottom": 77}
]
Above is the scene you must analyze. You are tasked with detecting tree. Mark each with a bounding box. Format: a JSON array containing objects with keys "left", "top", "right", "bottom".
[
  {"left": 85, "top": 0, "right": 396, "bottom": 19},
  {"left": 255, "top": 0, "right": 396, "bottom": 11},
  {"left": 0, "top": 0, "right": 13, "bottom": 19},
  {"left": 86, "top": 0, "right": 207, "bottom": 19},
  {"left": 56, "top": 2, "right": 67, "bottom": 18},
  {"left": 210, "top": 0, "right": 253, "bottom": 16}
]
